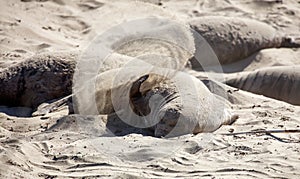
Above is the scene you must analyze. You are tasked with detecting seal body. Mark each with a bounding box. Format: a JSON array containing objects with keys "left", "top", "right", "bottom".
[
  {"left": 189, "top": 16, "right": 299, "bottom": 67},
  {"left": 0, "top": 52, "right": 77, "bottom": 108},
  {"left": 116, "top": 70, "right": 237, "bottom": 137},
  {"left": 75, "top": 65, "right": 236, "bottom": 137},
  {"left": 225, "top": 66, "right": 300, "bottom": 105}
]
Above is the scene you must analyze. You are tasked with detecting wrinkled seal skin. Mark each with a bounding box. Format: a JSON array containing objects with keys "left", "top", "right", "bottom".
[
  {"left": 0, "top": 52, "right": 77, "bottom": 108},
  {"left": 189, "top": 16, "right": 300, "bottom": 67},
  {"left": 225, "top": 66, "right": 300, "bottom": 106}
]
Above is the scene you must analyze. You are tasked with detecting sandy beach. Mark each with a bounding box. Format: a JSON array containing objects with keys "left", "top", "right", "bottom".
[{"left": 1, "top": 0, "right": 300, "bottom": 178}]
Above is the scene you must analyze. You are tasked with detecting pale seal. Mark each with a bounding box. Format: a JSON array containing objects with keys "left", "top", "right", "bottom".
[
  {"left": 130, "top": 71, "right": 237, "bottom": 137},
  {"left": 78, "top": 65, "right": 237, "bottom": 137}
]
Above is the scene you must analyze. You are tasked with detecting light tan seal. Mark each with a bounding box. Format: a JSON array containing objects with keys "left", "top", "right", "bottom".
[{"left": 80, "top": 65, "right": 237, "bottom": 137}]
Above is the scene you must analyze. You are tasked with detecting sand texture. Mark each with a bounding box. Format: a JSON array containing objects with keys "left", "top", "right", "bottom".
[{"left": 1, "top": 0, "right": 300, "bottom": 178}]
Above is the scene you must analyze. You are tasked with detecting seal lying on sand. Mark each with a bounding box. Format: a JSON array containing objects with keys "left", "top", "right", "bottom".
[
  {"left": 82, "top": 64, "right": 237, "bottom": 137},
  {"left": 131, "top": 71, "right": 237, "bottom": 137},
  {"left": 189, "top": 16, "right": 300, "bottom": 68},
  {"left": 225, "top": 66, "right": 300, "bottom": 105},
  {"left": 0, "top": 52, "right": 77, "bottom": 108}
]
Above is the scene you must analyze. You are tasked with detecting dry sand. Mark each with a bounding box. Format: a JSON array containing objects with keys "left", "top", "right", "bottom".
[{"left": 1, "top": 0, "right": 300, "bottom": 178}]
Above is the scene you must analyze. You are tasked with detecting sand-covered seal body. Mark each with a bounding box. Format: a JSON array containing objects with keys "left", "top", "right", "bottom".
[
  {"left": 189, "top": 16, "right": 300, "bottom": 67},
  {"left": 0, "top": 52, "right": 77, "bottom": 108}
]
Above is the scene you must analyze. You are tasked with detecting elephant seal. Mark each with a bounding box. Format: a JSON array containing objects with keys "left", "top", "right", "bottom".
[
  {"left": 0, "top": 52, "right": 77, "bottom": 108},
  {"left": 225, "top": 65, "right": 300, "bottom": 105},
  {"left": 76, "top": 64, "right": 237, "bottom": 137},
  {"left": 130, "top": 70, "right": 237, "bottom": 137},
  {"left": 189, "top": 16, "right": 300, "bottom": 68}
]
